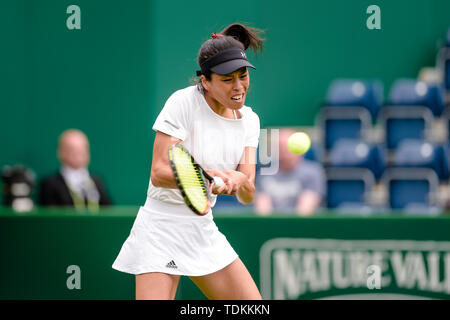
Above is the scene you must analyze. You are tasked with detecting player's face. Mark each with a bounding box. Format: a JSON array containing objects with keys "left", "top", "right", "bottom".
[{"left": 206, "top": 67, "right": 250, "bottom": 110}]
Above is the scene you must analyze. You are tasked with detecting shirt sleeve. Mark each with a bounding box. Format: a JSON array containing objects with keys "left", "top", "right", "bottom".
[
  {"left": 245, "top": 109, "right": 261, "bottom": 148},
  {"left": 152, "top": 90, "right": 190, "bottom": 141}
]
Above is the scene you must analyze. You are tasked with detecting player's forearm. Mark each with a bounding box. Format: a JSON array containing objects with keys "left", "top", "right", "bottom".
[
  {"left": 150, "top": 166, "right": 178, "bottom": 189},
  {"left": 236, "top": 178, "right": 255, "bottom": 205}
]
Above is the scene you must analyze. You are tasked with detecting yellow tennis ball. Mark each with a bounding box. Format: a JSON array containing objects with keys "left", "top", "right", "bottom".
[{"left": 287, "top": 132, "right": 311, "bottom": 155}]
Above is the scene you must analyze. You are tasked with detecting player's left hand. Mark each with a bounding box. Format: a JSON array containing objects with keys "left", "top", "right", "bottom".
[
  {"left": 204, "top": 169, "right": 233, "bottom": 195},
  {"left": 221, "top": 170, "right": 248, "bottom": 195}
]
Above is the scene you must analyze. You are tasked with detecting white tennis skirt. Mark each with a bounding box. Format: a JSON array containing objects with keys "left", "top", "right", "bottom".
[{"left": 112, "top": 197, "right": 238, "bottom": 276}]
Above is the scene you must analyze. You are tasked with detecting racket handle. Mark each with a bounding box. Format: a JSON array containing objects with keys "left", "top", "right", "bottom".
[{"left": 213, "top": 176, "right": 225, "bottom": 187}]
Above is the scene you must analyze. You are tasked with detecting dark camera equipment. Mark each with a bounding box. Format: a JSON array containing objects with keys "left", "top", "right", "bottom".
[{"left": 1, "top": 165, "right": 35, "bottom": 212}]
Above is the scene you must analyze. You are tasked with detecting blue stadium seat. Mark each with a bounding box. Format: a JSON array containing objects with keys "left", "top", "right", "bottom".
[
  {"left": 326, "top": 168, "right": 375, "bottom": 209},
  {"left": 328, "top": 139, "right": 385, "bottom": 180},
  {"left": 213, "top": 195, "right": 249, "bottom": 214},
  {"left": 319, "top": 107, "right": 371, "bottom": 151},
  {"left": 382, "top": 168, "right": 440, "bottom": 212},
  {"left": 325, "top": 79, "right": 384, "bottom": 120},
  {"left": 392, "top": 139, "right": 449, "bottom": 181},
  {"left": 379, "top": 106, "right": 433, "bottom": 150},
  {"left": 304, "top": 143, "right": 323, "bottom": 163},
  {"left": 388, "top": 78, "right": 445, "bottom": 117}
]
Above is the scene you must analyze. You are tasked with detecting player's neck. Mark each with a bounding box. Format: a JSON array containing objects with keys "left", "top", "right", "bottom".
[{"left": 203, "top": 93, "right": 238, "bottom": 119}]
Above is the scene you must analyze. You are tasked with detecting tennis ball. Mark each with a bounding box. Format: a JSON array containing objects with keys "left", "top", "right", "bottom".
[{"left": 287, "top": 132, "right": 311, "bottom": 155}]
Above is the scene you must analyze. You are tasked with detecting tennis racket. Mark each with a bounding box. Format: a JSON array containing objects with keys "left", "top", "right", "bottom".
[{"left": 168, "top": 143, "right": 225, "bottom": 215}]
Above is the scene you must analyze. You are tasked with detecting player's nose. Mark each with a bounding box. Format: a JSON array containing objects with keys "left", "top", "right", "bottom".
[{"left": 232, "top": 78, "right": 244, "bottom": 91}]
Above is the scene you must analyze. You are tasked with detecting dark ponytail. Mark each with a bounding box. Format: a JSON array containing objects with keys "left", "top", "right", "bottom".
[
  {"left": 220, "top": 23, "right": 264, "bottom": 54},
  {"left": 197, "top": 23, "right": 265, "bottom": 81}
]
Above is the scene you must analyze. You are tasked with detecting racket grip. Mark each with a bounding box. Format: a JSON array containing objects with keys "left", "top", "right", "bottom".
[{"left": 213, "top": 176, "right": 225, "bottom": 187}]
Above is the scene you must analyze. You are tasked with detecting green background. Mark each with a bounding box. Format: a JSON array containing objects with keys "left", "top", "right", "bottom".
[{"left": 2, "top": 0, "right": 450, "bottom": 205}]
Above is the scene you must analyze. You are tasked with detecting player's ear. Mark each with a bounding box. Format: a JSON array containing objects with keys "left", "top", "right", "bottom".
[{"left": 201, "top": 75, "right": 209, "bottom": 91}]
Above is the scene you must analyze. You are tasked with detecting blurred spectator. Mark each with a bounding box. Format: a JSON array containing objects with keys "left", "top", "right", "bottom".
[
  {"left": 39, "top": 129, "right": 111, "bottom": 210},
  {"left": 254, "top": 128, "right": 326, "bottom": 216}
]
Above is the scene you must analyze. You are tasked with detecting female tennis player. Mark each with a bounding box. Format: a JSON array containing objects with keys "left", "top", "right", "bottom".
[{"left": 112, "top": 23, "right": 264, "bottom": 300}]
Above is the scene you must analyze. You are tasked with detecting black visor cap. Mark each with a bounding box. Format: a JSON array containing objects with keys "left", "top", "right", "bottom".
[
  {"left": 210, "top": 59, "right": 255, "bottom": 75},
  {"left": 199, "top": 48, "right": 256, "bottom": 76}
]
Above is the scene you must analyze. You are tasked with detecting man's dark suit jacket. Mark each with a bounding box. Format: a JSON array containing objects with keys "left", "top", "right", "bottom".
[{"left": 39, "top": 173, "right": 112, "bottom": 206}]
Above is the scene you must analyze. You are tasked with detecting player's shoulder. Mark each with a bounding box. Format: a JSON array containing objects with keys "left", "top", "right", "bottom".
[
  {"left": 165, "top": 86, "right": 201, "bottom": 109},
  {"left": 167, "top": 85, "right": 198, "bottom": 101},
  {"left": 161, "top": 86, "right": 200, "bottom": 114},
  {"left": 240, "top": 105, "right": 260, "bottom": 122}
]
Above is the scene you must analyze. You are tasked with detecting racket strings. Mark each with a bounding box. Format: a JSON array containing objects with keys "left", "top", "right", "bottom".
[{"left": 171, "top": 147, "right": 209, "bottom": 213}]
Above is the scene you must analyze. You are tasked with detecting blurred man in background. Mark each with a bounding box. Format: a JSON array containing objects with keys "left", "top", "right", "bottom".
[
  {"left": 39, "top": 129, "right": 111, "bottom": 210},
  {"left": 254, "top": 128, "right": 326, "bottom": 216}
]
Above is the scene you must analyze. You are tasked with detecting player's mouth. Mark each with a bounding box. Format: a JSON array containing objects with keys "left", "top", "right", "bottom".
[{"left": 231, "top": 93, "right": 244, "bottom": 101}]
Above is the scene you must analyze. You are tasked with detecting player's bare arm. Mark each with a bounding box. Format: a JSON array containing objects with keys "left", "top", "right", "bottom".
[{"left": 150, "top": 131, "right": 181, "bottom": 189}]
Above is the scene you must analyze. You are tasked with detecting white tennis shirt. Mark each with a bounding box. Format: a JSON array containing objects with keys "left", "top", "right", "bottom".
[{"left": 148, "top": 85, "right": 260, "bottom": 206}]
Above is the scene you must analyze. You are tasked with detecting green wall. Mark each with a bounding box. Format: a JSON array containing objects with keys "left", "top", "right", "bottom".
[
  {"left": 1, "top": 0, "right": 154, "bottom": 205},
  {"left": 2, "top": 0, "right": 450, "bottom": 204},
  {"left": 2, "top": 208, "right": 450, "bottom": 300}
]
